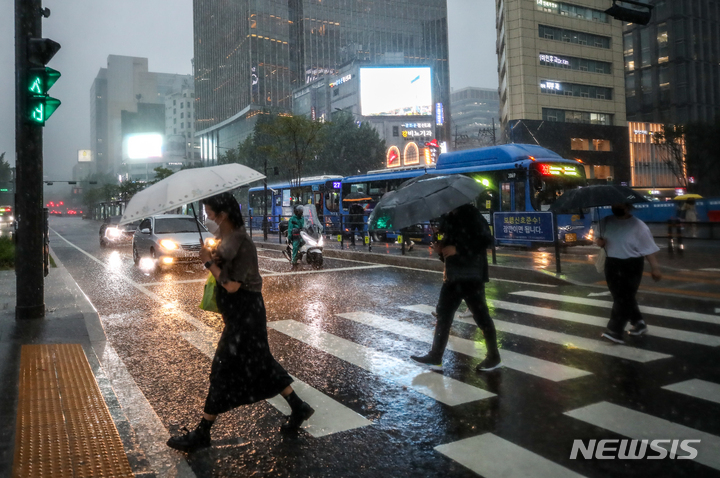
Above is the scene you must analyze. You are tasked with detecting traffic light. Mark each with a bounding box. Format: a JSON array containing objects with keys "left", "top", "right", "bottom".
[
  {"left": 26, "top": 38, "right": 61, "bottom": 126},
  {"left": 605, "top": 0, "right": 653, "bottom": 26}
]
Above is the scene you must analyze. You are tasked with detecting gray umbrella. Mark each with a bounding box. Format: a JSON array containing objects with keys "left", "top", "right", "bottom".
[
  {"left": 549, "top": 184, "right": 649, "bottom": 211},
  {"left": 368, "top": 174, "right": 485, "bottom": 231}
]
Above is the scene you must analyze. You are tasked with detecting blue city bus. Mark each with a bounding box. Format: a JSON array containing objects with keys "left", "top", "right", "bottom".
[
  {"left": 336, "top": 144, "right": 592, "bottom": 246},
  {"left": 248, "top": 175, "right": 343, "bottom": 232},
  {"left": 337, "top": 165, "right": 436, "bottom": 242},
  {"left": 433, "top": 144, "right": 592, "bottom": 246}
]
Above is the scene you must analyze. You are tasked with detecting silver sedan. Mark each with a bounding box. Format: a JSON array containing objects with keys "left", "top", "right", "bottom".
[{"left": 132, "top": 214, "right": 215, "bottom": 269}]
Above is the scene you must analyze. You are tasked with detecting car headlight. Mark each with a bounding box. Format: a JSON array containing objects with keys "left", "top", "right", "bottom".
[
  {"left": 160, "top": 239, "right": 178, "bottom": 250},
  {"left": 106, "top": 227, "right": 122, "bottom": 238}
]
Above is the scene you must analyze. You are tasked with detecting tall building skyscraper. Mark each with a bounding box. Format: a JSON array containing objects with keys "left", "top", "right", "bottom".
[
  {"left": 193, "top": 0, "right": 450, "bottom": 163},
  {"left": 90, "top": 55, "right": 192, "bottom": 178},
  {"left": 496, "top": 0, "right": 630, "bottom": 184},
  {"left": 450, "top": 87, "right": 500, "bottom": 151},
  {"left": 623, "top": 0, "right": 720, "bottom": 125}
]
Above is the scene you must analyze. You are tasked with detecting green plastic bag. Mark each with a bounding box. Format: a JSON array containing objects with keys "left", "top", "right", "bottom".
[{"left": 199, "top": 273, "right": 219, "bottom": 313}]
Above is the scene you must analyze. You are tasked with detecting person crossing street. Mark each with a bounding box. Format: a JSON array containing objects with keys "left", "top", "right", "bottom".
[{"left": 288, "top": 205, "right": 305, "bottom": 270}]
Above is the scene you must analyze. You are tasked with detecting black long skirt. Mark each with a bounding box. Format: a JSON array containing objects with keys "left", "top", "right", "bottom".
[{"left": 203, "top": 287, "right": 293, "bottom": 415}]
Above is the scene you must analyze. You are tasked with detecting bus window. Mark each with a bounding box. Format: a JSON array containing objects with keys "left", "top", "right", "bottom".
[
  {"left": 501, "top": 183, "right": 512, "bottom": 211},
  {"left": 325, "top": 191, "right": 339, "bottom": 212},
  {"left": 514, "top": 181, "right": 526, "bottom": 211},
  {"left": 341, "top": 182, "right": 367, "bottom": 210}
]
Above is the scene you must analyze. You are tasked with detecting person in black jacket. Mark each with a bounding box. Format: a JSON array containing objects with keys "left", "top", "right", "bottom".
[
  {"left": 348, "top": 203, "right": 365, "bottom": 246},
  {"left": 411, "top": 203, "right": 502, "bottom": 372}
]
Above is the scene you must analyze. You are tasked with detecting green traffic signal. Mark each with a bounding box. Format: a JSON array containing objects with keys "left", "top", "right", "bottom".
[
  {"left": 28, "top": 96, "right": 61, "bottom": 125},
  {"left": 28, "top": 67, "right": 60, "bottom": 95}
]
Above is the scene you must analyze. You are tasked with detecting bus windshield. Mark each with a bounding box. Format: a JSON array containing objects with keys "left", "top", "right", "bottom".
[{"left": 530, "top": 162, "right": 586, "bottom": 211}]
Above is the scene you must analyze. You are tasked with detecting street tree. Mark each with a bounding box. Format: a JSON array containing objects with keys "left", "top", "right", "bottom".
[
  {"left": 318, "top": 113, "right": 385, "bottom": 176},
  {"left": 152, "top": 166, "right": 174, "bottom": 183},
  {"left": 0, "top": 153, "right": 11, "bottom": 181},
  {"left": 652, "top": 124, "right": 688, "bottom": 188},
  {"left": 258, "top": 115, "right": 325, "bottom": 190}
]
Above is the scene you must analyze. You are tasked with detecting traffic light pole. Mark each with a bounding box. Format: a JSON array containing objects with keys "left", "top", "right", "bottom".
[{"left": 15, "top": 0, "right": 45, "bottom": 319}]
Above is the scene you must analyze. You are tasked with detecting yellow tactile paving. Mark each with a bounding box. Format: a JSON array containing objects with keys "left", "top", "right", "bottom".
[{"left": 12, "top": 344, "right": 134, "bottom": 478}]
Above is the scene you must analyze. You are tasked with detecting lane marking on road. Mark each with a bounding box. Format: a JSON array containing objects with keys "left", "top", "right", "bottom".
[
  {"left": 179, "top": 330, "right": 372, "bottom": 438},
  {"left": 512, "top": 290, "right": 720, "bottom": 325},
  {"left": 435, "top": 433, "right": 586, "bottom": 478},
  {"left": 481, "top": 300, "right": 720, "bottom": 348},
  {"left": 565, "top": 401, "right": 720, "bottom": 471},
  {"left": 257, "top": 255, "right": 289, "bottom": 262},
  {"left": 365, "top": 308, "right": 590, "bottom": 382},
  {"left": 268, "top": 320, "right": 496, "bottom": 406},
  {"left": 662, "top": 379, "right": 720, "bottom": 406},
  {"left": 587, "top": 291, "right": 611, "bottom": 297},
  {"left": 263, "top": 264, "right": 389, "bottom": 277},
  {"left": 51, "top": 229, "right": 371, "bottom": 438},
  {"left": 594, "top": 281, "right": 720, "bottom": 300},
  {"left": 701, "top": 268, "right": 720, "bottom": 272}
]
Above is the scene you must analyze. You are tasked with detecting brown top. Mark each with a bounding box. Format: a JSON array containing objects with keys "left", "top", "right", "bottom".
[{"left": 214, "top": 225, "right": 263, "bottom": 293}]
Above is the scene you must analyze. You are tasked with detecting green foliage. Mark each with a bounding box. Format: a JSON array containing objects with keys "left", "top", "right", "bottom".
[
  {"left": 152, "top": 166, "right": 174, "bottom": 183},
  {"left": 0, "top": 236, "right": 14, "bottom": 269},
  {"left": 0, "top": 152, "right": 11, "bottom": 182},
  {"left": 118, "top": 181, "right": 144, "bottom": 203},
  {"left": 317, "top": 112, "right": 385, "bottom": 176}
]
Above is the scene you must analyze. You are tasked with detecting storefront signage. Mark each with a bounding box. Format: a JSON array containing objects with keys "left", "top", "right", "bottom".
[
  {"left": 402, "top": 122, "right": 432, "bottom": 129},
  {"left": 329, "top": 74, "right": 352, "bottom": 88},
  {"left": 436, "top": 103, "right": 444, "bottom": 125},
  {"left": 494, "top": 212, "right": 554, "bottom": 242},
  {"left": 540, "top": 81, "right": 561, "bottom": 90},
  {"left": 402, "top": 129, "right": 432, "bottom": 139},
  {"left": 634, "top": 129, "right": 648, "bottom": 135},
  {"left": 293, "top": 88, "right": 310, "bottom": 99},
  {"left": 539, "top": 54, "right": 569, "bottom": 66},
  {"left": 537, "top": 0, "right": 558, "bottom": 8}
]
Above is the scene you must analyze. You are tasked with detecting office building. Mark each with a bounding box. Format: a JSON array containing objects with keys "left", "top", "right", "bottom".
[
  {"left": 194, "top": 0, "right": 450, "bottom": 164},
  {"left": 496, "top": 0, "right": 630, "bottom": 183},
  {"left": 90, "top": 55, "right": 192, "bottom": 178},
  {"left": 450, "top": 87, "right": 500, "bottom": 151},
  {"left": 165, "top": 85, "right": 200, "bottom": 163},
  {"left": 628, "top": 121, "right": 686, "bottom": 190},
  {"left": 623, "top": 0, "right": 720, "bottom": 125}
]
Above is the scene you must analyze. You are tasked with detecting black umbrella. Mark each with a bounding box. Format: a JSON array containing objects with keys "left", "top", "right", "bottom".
[
  {"left": 368, "top": 174, "right": 485, "bottom": 231},
  {"left": 549, "top": 185, "right": 649, "bottom": 211}
]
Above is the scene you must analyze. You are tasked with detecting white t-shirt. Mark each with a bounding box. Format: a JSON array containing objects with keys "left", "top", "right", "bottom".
[{"left": 601, "top": 215, "right": 660, "bottom": 259}]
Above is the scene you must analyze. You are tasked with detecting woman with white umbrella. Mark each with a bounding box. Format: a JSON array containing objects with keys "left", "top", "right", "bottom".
[{"left": 166, "top": 192, "right": 314, "bottom": 452}]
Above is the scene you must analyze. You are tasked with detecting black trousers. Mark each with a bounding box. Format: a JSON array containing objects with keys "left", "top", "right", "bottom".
[
  {"left": 430, "top": 280, "right": 499, "bottom": 360},
  {"left": 605, "top": 256, "right": 645, "bottom": 335}
]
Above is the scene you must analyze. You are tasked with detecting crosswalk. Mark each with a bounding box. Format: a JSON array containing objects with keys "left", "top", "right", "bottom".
[{"left": 176, "top": 288, "right": 720, "bottom": 476}]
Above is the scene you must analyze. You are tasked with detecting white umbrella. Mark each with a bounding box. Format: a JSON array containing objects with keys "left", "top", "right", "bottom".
[{"left": 120, "top": 163, "right": 265, "bottom": 225}]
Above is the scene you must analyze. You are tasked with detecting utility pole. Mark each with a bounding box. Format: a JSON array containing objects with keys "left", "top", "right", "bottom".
[{"left": 15, "top": 0, "right": 61, "bottom": 319}]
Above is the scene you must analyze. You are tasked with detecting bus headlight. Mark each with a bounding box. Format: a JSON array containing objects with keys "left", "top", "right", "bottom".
[{"left": 105, "top": 227, "right": 122, "bottom": 238}]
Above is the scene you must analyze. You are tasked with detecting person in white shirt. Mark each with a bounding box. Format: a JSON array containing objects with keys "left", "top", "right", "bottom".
[{"left": 597, "top": 202, "right": 662, "bottom": 344}]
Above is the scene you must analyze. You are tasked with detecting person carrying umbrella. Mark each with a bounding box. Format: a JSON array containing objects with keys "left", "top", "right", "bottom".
[
  {"left": 288, "top": 204, "right": 305, "bottom": 270},
  {"left": 597, "top": 202, "right": 662, "bottom": 344},
  {"left": 410, "top": 203, "right": 501, "bottom": 372},
  {"left": 166, "top": 192, "right": 314, "bottom": 453}
]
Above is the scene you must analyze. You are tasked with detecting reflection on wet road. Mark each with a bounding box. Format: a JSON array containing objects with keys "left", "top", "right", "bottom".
[{"left": 49, "top": 218, "right": 720, "bottom": 478}]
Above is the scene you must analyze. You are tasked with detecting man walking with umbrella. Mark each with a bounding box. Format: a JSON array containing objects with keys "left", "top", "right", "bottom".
[{"left": 410, "top": 203, "right": 501, "bottom": 372}]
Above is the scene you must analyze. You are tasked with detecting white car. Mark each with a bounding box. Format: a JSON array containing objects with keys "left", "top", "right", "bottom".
[{"left": 132, "top": 214, "right": 214, "bottom": 269}]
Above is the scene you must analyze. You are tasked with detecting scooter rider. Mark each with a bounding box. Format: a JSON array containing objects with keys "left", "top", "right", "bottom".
[{"left": 288, "top": 205, "right": 304, "bottom": 269}]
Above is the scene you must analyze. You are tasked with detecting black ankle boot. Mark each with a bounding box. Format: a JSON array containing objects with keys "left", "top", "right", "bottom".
[{"left": 167, "top": 423, "right": 211, "bottom": 452}]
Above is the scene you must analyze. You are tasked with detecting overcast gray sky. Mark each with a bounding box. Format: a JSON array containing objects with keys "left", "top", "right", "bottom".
[{"left": 0, "top": 0, "right": 497, "bottom": 179}]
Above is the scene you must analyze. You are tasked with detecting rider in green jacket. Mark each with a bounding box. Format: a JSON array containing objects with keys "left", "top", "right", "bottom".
[{"left": 287, "top": 205, "right": 305, "bottom": 268}]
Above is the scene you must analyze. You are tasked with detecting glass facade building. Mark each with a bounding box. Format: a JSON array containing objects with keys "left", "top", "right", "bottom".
[
  {"left": 624, "top": 0, "right": 720, "bottom": 124},
  {"left": 194, "top": 0, "right": 450, "bottom": 163}
]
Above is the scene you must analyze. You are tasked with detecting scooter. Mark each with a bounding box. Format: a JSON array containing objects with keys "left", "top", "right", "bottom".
[{"left": 282, "top": 205, "right": 324, "bottom": 269}]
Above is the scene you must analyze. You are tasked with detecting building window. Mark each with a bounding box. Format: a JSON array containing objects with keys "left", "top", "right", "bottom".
[
  {"left": 537, "top": 0, "right": 609, "bottom": 23},
  {"left": 657, "top": 23, "right": 669, "bottom": 63},
  {"left": 187, "top": 102, "right": 190, "bottom": 108},
  {"left": 174, "top": 108, "right": 176, "bottom": 115},
  {"left": 181, "top": 122, "right": 184, "bottom": 128},
  {"left": 640, "top": 28, "right": 651, "bottom": 67},
  {"left": 624, "top": 33, "right": 635, "bottom": 71},
  {"left": 333, "top": 88, "right": 339, "bottom": 97},
  {"left": 539, "top": 53, "right": 611, "bottom": 74},
  {"left": 173, "top": 100, "right": 176, "bottom": 106},
  {"left": 641, "top": 69, "right": 653, "bottom": 105},
  {"left": 174, "top": 118, "right": 176, "bottom": 124},
  {"left": 626, "top": 73, "right": 636, "bottom": 97},
  {"left": 180, "top": 103, "right": 184, "bottom": 109},
  {"left": 181, "top": 112, "right": 184, "bottom": 118},
  {"left": 538, "top": 25, "right": 610, "bottom": 49},
  {"left": 542, "top": 108, "right": 613, "bottom": 125},
  {"left": 393, "top": 126, "right": 399, "bottom": 137},
  {"left": 573, "top": 138, "right": 612, "bottom": 151},
  {"left": 540, "top": 80, "right": 613, "bottom": 100}
]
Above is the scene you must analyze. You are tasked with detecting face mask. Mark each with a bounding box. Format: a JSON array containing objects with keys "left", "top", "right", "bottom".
[
  {"left": 205, "top": 219, "right": 219, "bottom": 235},
  {"left": 611, "top": 206, "right": 626, "bottom": 217}
]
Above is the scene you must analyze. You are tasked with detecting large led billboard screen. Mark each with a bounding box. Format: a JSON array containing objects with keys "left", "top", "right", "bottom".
[
  {"left": 125, "top": 133, "right": 163, "bottom": 161},
  {"left": 360, "top": 67, "right": 432, "bottom": 116}
]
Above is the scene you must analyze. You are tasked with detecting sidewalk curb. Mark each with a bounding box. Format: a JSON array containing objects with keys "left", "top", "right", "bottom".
[{"left": 255, "top": 241, "right": 570, "bottom": 286}]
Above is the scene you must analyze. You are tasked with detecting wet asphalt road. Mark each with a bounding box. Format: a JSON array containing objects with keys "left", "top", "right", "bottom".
[{"left": 48, "top": 217, "right": 720, "bottom": 478}]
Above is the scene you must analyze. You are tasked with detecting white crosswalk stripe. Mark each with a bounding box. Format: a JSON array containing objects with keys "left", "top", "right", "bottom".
[
  {"left": 348, "top": 310, "right": 590, "bottom": 382},
  {"left": 566, "top": 401, "right": 720, "bottom": 471},
  {"left": 512, "top": 291, "right": 720, "bottom": 325},
  {"left": 435, "top": 433, "right": 586, "bottom": 478},
  {"left": 179, "top": 329, "right": 372, "bottom": 438},
  {"left": 268, "top": 320, "right": 496, "bottom": 406},
  {"left": 662, "top": 379, "right": 720, "bottom": 406},
  {"left": 486, "top": 300, "right": 720, "bottom": 347},
  {"left": 401, "top": 304, "right": 671, "bottom": 363}
]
